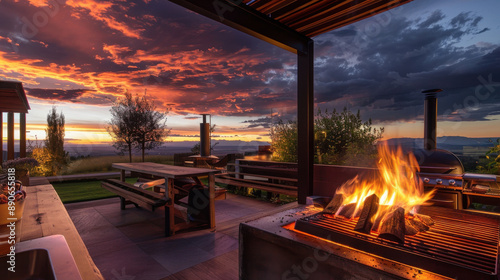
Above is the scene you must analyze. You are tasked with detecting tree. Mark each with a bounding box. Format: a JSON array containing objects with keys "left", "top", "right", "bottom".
[
  {"left": 477, "top": 138, "right": 500, "bottom": 174},
  {"left": 270, "top": 120, "right": 298, "bottom": 163},
  {"left": 133, "top": 93, "right": 170, "bottom": 161},
  {"left": 33, "top": 107, "right": 69, "bottom": 176},
  {"left": 270, "top": 108, "right": 384, "bottom": 166},
  {"left": 107, "top": 92, "right": 169, "bottom": 162}
]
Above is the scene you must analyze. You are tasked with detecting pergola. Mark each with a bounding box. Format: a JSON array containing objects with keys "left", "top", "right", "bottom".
[
  {"left": 168, "top": 0, "right": 414, "bottom": 204},
  {"left": 0, "top": 81, "right": 31, "bottom": 162}
]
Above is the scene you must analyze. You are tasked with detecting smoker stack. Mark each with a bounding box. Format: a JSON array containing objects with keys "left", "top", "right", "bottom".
[
  {"left": 200, "top": 114, "right": 211, "bottom": 157},
  {"left": 188, "top": 114, "right": 218, "bottom": 167}
]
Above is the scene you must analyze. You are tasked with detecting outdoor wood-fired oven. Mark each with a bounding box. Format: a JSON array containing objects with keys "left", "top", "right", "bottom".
[{"left": 240, "top": 91, "right": 500, "bottom": 279}]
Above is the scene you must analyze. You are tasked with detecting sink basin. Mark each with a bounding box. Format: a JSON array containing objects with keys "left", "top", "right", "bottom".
[
  {"left": 0, "top": 235, "right": 82, "bottom": 280},
  {"left": 1, "top": 249, "right": 55, "bottom": 279}
]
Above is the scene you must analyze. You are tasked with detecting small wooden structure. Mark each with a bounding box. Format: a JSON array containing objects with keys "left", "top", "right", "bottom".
[{"left": 0, "top": 81, "right": 30, "bottom": 162}]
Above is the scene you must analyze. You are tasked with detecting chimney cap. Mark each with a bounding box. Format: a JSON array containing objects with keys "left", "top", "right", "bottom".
[{"left": 422, "top": 88, "right": 443, "bottom": 93}]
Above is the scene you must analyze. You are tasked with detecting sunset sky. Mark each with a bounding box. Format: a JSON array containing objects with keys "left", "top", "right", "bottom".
[{"left": 1, "top": 0, "right": 499, "bottom": 146}]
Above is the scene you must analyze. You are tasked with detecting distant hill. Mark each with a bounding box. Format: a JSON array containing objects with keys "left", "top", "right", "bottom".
[
  {"left": 63, "top": 140, "right": 271, "bottom": 157},
  {"left": 383, "top": 136, "right": 497, "bottom": 156}
]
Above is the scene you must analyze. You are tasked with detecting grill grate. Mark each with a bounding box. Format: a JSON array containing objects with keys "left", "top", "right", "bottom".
[{"left": 294, "top": 207, "right": 500, "bottom": 279}]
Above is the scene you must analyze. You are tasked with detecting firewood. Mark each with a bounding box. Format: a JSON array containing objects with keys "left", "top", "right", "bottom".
[
  {"left": 354, "top": 194, "right": 379, "bottom": 233},
  {"left": 404, "top": 219, "right": 419, "bottom": 235},
  {"left": 415, "top": 214, "right": 434, "bottom": 226},
  {"left": 409, "top": 218, "right": 429, "bottom": 232},
  {"left": 378, "top": 206, "right": 405, "bottom": 244},
  {"left": 372, "top": 205, "right": 390, "bottom": 232},
  {"left": 336, "top": 203, "right": 357, "bottom": 219},
  {"left": 323, "top": 193, "right": 344, "bottom": 214}
]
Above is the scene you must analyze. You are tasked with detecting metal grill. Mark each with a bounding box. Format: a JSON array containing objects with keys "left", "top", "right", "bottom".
[{"left": 294, "top": 207, "right": 500, "bottom": 280}]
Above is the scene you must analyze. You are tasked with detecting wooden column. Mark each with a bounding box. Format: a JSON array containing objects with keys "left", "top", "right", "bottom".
[
  {"left": 0, "top": 113, "right": 3, "bottom": 163},
  {"left": 297, "top": 40, "right": 315, "bottom": 204},
  {"left": 20, "top": 113, "right": 26, "bottom": 158},
  {"left": 7, "top": 112, "right": 14, "bottom": 160}
]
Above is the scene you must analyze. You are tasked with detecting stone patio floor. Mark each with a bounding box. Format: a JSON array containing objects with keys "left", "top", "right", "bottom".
[{"left": 66, "top": 193, "right": 297, "bottom": 280}]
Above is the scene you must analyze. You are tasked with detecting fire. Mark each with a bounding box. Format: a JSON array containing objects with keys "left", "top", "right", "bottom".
[{"left": 334, "top": 143, "right": 435, "bottom": 221}]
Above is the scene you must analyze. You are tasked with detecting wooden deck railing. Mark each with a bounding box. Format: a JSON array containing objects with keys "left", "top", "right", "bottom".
[{"left": 215, "top": 159, "right": 298, "bottom": 197}]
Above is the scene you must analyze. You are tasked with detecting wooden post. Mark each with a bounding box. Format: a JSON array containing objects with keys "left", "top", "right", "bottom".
[
  {"left": 120, "top": 170, "right": 125, "bottom": 182},
  {"left": 20, "top": 113, "right": 26, "bottom": 158},
  {"left": 164, "top": 178, "right": 175, "bottom": 236},
  {"left": 297, "top": 39, "right": 314, "bottom": 204},
  {"left": 0, "top": 113, "right": 3, "bottom": 163},
  {"left": 7, "top": 112, "right": 14, "bottom": 160},
  {"left": 208, "top": 173, "right": 216, "bottom": 230}
]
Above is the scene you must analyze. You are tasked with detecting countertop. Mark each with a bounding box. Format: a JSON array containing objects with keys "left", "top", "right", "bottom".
[{"left": 1, "top": 183, "right": 104, "bottom": 279}]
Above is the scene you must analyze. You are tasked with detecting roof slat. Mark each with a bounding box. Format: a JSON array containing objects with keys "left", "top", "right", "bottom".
[
  {"left": 244, "top": 0, "right": 413, "bottom": 38},
  {"left": 270, "top": 0, "right": 325, "bottom": 21},
  {"left": 302, "top": 0, "right": 410, "bottom": 37},
  {"left": 254, "top": 0, "right": 296, "bottom": 15},
  {"left": 287, "top": 0, "right": 371, "bottom": 28}
]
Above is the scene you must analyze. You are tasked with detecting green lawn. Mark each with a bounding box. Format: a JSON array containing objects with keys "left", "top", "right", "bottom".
[{"left": 52, "top": 178, "right": 137, "bottom": 203}]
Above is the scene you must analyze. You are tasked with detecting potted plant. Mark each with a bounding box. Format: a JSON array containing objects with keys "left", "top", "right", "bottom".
[{"left": 2, "top": 157, "right": 40, "bottom": 186}]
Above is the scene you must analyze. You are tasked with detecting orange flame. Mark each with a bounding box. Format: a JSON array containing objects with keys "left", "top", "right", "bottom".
[{"left": 335, "top": 143, "right": 435, "bottom": 219}]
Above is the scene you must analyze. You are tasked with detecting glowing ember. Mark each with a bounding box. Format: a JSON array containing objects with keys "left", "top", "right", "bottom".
[{"left": 333, "top": 143, "right": 435, "bottom": 223}]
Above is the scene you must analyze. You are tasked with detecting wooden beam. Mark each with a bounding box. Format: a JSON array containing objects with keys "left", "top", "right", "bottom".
[
  {"left": 297, "top": 40, "right": 314, "bottom": 204},
  {"left": 20, "top": 113, "right": 26, "bottom": 158},
  {"left": 168, "top": 0, "right": 310, "bottom": 54},
  {"left": 0, "top": 113, "right": 3, "bottom": 163},
  {"left": 7, "top": 112, "right": 14, "bottom": 160}
]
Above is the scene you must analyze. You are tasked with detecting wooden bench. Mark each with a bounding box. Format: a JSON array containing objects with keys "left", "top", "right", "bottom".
[
  {"left": 101, "top": 179, "right": 168, "bottom": 211},
  {"left": 215, "top": 160, "right": 298, "bottom": 197},
  {"left": 101, "top": 178, "right": 212, "bottom": 236}
]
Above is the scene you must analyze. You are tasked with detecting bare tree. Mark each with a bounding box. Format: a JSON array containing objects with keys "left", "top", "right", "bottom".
[
  {"left": 107, "top": 92, "right": 169, "bottom": 162},
  {"left": 107, "top": 92, "right": 139, "bottom": 162},
  {"left": 134, "top": 93, "right": 170, "bottom": 161}
]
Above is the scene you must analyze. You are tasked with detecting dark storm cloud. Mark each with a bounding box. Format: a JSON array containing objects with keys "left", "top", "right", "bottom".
[
  {"left": 26, "top": 88, "right": 89, "bottom": 101},
  {"left": 242, "top": 117, "right": 273, "bottom": 129},
  {"left": 26, "top": 87, "right": 115, "bottom": 105},
  {"left": 313, "top": 9, "right": 500, "bottom": 123}
]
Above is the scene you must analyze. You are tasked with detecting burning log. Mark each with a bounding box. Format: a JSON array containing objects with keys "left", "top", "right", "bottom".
[
  {"left": 415, "top": 213, "right": 434, "bottom": 226},
  {"left": 354, "top": 194, "right": 379, "bottom": 234},
  {"left": 323, "top": 194, "right": 344, "bottom": 214},
  {"left": 336, "top": 203, "right": 357, "bottom": 219},
  {"left": 378, "top": 206, "right": 405, "bottom": 244},
  {"left": 404, "top": 219, "right": 419, "bottom": 235},
  {"left": 372, "top": 205, "right": 390, "bottom": 232},
  {"left": 408, "top": 217, "right": 429, "bottom": 232}
]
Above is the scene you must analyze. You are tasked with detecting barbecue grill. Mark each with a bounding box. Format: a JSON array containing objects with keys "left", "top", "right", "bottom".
[
  {"left": 293, "top": 206, "right": 500, "bottom": 279},
  {"left": 414, "top": 89, "right": 500, "bottom": 212},
  {"left": 240, "top": 89, "right": 500, "bottom": 280}
]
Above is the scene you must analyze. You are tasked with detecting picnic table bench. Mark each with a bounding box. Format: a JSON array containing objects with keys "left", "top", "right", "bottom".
[
  {"left": 102, "top": 162, "right": 220, "bottom": 236},
  {"left": 101, "top": 179, "right": 168, "bottom": 211}
]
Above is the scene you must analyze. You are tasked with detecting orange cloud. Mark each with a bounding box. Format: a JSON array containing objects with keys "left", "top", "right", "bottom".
[
  {"left": 27, "top": 0, "right": 49, "bottom": 7},
  {"left": 65, "top": 0, "right": 143, "bottom": 39}
]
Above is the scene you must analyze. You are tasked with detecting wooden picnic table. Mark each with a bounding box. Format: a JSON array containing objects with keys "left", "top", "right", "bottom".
[{"left": 111, "top": 162, "right": 220, "bottom": 236}]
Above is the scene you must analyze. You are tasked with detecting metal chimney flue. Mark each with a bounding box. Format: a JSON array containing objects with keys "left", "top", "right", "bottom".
[
  {"left": 200, "top": 114, "right": 210, "bottom": 157},
  {"left": 422, "top": 89, "right": 442, "bottom": 150}
]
